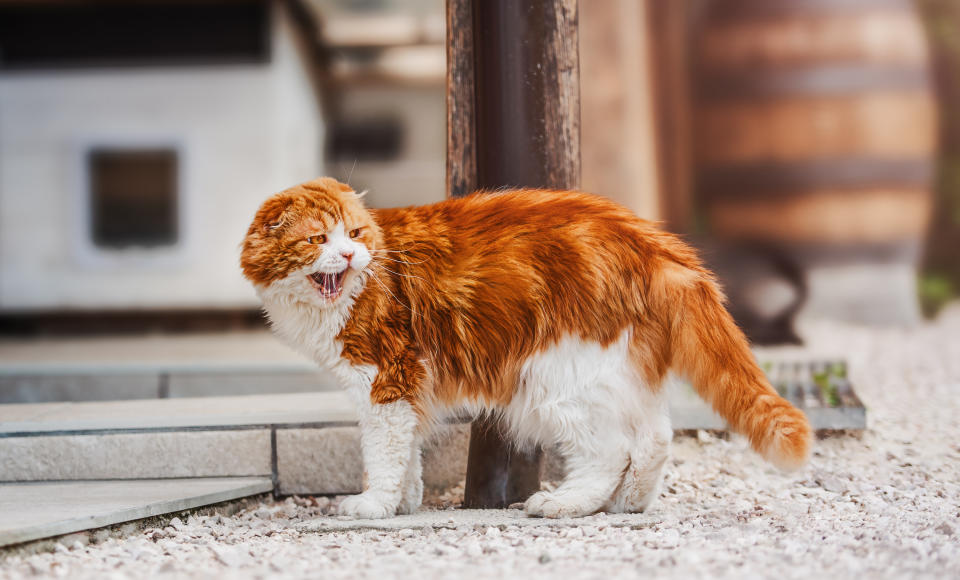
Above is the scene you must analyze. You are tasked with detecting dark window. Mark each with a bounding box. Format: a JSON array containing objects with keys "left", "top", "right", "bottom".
[
  {"left": 0, "top": 1, "right": 269, "bottom": 70},
  {"left": 328, "top": 118, "right": 404, "bottom": 162},
  {"left": 89, "top": 149, "right": 178, "bottom": 249}
]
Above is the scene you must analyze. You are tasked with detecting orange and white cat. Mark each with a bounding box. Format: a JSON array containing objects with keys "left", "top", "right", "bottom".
[{"left": 241, "top": 177, "right": 811, "bottom": 519}]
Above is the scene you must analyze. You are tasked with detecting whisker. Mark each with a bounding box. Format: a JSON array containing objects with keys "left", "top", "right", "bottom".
[
  {"left": 370, "top": 248, "right": 420, "bottom": 255},
  {"left": 367, "top": 269, "right": 419, "bottom": 318},
  {"left": 346, "top": 159, "right": 358, "bottom": 185},
  {"left": 371, "top": 255, "right": 431, "bottom": 266},
  {"left": 373, "top": 262, "right": 428, "bottom": 283}
]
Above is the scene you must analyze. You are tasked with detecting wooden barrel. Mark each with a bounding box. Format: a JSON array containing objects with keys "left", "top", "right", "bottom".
[{"left": 694, "top": 0, "right": 937, "bottom": 255}]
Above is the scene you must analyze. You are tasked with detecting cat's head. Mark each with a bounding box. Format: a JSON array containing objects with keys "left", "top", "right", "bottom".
[{"left": 241, "top": 177, "right": 380, "bottom": 308}]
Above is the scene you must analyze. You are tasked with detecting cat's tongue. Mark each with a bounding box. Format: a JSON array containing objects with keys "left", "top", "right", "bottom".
[{"left": 309, "top": 270, "right": 347, "bottom": 299}]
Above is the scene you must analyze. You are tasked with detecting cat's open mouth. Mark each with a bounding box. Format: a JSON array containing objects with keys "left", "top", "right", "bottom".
[{"left": 308, "top": 270, "right": 348, "bottom": 300}]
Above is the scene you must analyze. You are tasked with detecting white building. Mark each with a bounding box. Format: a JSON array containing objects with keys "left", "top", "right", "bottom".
[{"left": 0, "top": 0, "right": 324, "bottom": 313}]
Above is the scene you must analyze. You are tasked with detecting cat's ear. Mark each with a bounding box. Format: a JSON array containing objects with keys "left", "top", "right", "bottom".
[
  {"left": 254, "top": 195, "right": 293, "bottom": 236},
  {"left": 330, "top": 179, "right": 366, "bottom": 201},
  {"left": 338, "top": 181, "right": 368, "bottom": 202}
]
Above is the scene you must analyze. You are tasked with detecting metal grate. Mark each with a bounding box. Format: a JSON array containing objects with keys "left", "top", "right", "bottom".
[{"left": 763, "top": 359, "right": 866, "bottom": 430}]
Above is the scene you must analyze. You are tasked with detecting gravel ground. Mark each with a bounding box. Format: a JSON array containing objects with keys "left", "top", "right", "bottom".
[{"left": 2, "top": 306, "right": 959, "bottom": 579}]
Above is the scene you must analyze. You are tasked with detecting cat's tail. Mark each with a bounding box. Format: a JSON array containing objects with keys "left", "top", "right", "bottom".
[{"left": 662, "top": 265, "right": 812, "bottom": 471}]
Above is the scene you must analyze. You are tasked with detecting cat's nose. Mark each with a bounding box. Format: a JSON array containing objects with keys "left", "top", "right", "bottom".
[{"left": 341, "top": 250, "right": 354, "bottom": 264}]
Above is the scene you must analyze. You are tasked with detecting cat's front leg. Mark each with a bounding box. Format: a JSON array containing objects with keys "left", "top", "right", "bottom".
[
  {"left": 338, "top": 398, "right": 418, "bottom": 519},
  {"left": 397, "top": 439, "right": 423, "bottom": 515}
]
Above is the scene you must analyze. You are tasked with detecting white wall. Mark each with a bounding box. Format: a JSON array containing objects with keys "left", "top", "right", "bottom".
[
  {"left": 0, "top": 3, "right": 323, "bottom": 311},
  {"left": 336, "top": 85, "right": 446, "bottom": 209}
]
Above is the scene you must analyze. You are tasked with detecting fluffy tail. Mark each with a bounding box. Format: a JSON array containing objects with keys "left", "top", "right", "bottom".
[{"left": 668, "top": 271, "right": 812, "bottom": 470}]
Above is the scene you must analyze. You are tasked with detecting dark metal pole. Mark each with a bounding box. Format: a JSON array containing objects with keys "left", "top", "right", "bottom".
[{"left": 446, "top": 0, "right": 581, "bottom": 509}]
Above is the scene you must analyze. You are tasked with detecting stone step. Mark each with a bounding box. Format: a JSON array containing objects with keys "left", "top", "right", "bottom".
[
  {"left": 0, "top": 477, "right": 272, "bottom": 548},
  {"left": 0, "top": 392, "right": 469, "bottom": 496},
  {"left": 0, "top": 383, "right": 863, "bottom": 498},
  {"left": 0, "top": 369, "right": 339, "bottom": 405},
  {"left": 0, "top": 331, "right": 340, "bottom": 404},
  {"left": 0, "top": 332, "right": 312, "bottom": 375},
  {"left": 0, "top": 333, "right": 866, "bottom": 432},
  {"left": 0, "top": 389, "right": 723, "bottom": 498}
]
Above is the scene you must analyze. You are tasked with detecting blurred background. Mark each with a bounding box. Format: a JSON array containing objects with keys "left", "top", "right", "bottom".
[{"left": 0, "top": 0, "right": 957, "bottom": 402}]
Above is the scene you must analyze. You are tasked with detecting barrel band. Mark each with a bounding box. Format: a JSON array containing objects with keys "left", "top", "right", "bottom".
[
  {"left": 776, "top": 240, "right": 922, "bottom": 266},
  {"left": 699, "top": 66, "right": 931, "bottom": 101},
  {"left": 698, "top": 158, "right": 935, "bottom": 200},
  {"left": 706, "top": 0, "right": 915, "bottom": 24}
]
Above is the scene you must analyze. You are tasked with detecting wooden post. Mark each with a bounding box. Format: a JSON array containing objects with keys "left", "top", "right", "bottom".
[
  {"left": 446, "top": 0, "right": 476, "bottom": 200},
  {"left": 446, "top": 0, "right": 581, "bottom": 508}
]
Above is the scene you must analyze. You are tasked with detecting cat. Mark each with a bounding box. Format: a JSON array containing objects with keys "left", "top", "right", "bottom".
[{"left": 240, "top": 177, "right": 812, "bottom": 519}]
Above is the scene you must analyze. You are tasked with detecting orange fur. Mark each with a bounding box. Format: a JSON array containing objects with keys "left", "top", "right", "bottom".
[{"left": 241, "top": 178, "right": 812, "bottom": 469}]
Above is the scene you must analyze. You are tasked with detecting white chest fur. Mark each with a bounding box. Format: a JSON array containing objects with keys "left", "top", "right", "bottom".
[{"left": 258, "top": 287, "right": 376, "bottom": 393}]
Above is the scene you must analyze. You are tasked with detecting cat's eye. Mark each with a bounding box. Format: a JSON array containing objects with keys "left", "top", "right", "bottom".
[
  {"left": 307, "top": 234, "right": 326, "bottom": 244},
  {"left": 349, "top": 228, "right": 363, "bottom": 239}
]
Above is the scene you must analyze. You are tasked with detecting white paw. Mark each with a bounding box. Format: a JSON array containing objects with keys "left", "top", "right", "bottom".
[
  {"left": 524, "top": 491, "right": 549, "bottom": 517},
  {"left": 397, "top": 497, "right": 421, "bottom": 515},
  {"left": 338, "top": 492, "right": 396, "bottom": 519},
  {"left": 605, "top": 489, "right": 657, "bottom": 514},
  {"left": 397, "top": 483, "right": 423, "bottom": 515},
  {"left": 524, "top": 491, "right": 596, "bottom": 519}
]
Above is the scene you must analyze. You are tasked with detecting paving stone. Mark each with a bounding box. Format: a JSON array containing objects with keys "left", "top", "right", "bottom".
[
  {"left": 0, "top": 387, "right": 848, "bottom": 497},
  {"left": 0, "top": 392, "right": 356, "bottom": 433},
  {"left": 276, "top": 427, "right": 363, "bottom": 495},
  {"left": 0, "top": 371, "right": 341, "bottom": 404},
  {"left": 0, "top": 374, "right": 159, "bottom": 404},
  {"left": 0, "top": 477, "right": 272, "bottom": 547},
  {"left": 0, "top": 331, "right": 314, "bottom": 375},
  {"left": 0, "top": 430, "right": 271, "bottom": 481},
  {"left": 276, "top": 423, "right": 474, "bottom": 496},
  {"left": 0, "top": 402, "right": 72, "bottom": 424},
  {"left": 421, "top": 424, "right": 470, "bottom": 492},
  {"left": 168, "top": 371, "right": 339, "bottom": 398}
]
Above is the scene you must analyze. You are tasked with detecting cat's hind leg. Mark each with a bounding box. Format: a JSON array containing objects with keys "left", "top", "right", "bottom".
[
  {"left": 524, "top": 440, "right": 630, "bottom": 518},
  {"left": 605, "top": 394, "right": 672, "bottom": 513},
  {"left": 509, "top": 334, "right": 638, "bottom": 518}
]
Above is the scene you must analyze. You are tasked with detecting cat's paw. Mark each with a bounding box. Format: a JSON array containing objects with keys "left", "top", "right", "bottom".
[
  {"left": 397, "top": 480, "right": 423, "bottom": 515},
  {"left": 524, "top": 491, "right": 596, "bottom": 519},
  {"left": 396, "top": 497, "right": 421, "bottom": 515},
  {"left": 338, "top": 492, "right": 397, "bottom": 519}
]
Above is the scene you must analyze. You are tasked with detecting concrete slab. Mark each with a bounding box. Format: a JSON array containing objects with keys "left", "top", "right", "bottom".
[
  {"left": 0, "top": 402, "right": 72, "bottom": 424},
  {"left": 276, "top": 427, "right": 363, "bottom": 496},
  {"left": 0, "top": 374, "right": 160, "bottom": 404},
  {"left": 0, "top": 477, "right": 272, "bottom": 547},
  {"left": 0, "top": 389, "right": 725, "bottom": 495},
  {"left": 0, "top": 331, "right": 343, "bottom": 403},
  {"left": 168, "top": 371, "right": 337, "bottom": 398},
  {"left": 0, "top": 331, "right": 316, "bottom": 376},
  {"left": 0, "top": 371, "right": 337, "bottom": 404},
  {"left": 276, "top": 424, "right": 473, "bottom": 496},
  {"left": 0, "top": 393, "right": 471, "bottom": 492},
  {"left": 420, "top": 425, "right": 471, "bottom": 492},
  {"left": 0, "top": 378, "right": 861, "bottom": 496},
  {"left": 0, "top": 430, "right": 271, "bottom": 482},
  {"left": 0, "top": 392, "right": 356, "bottom": 433}
]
